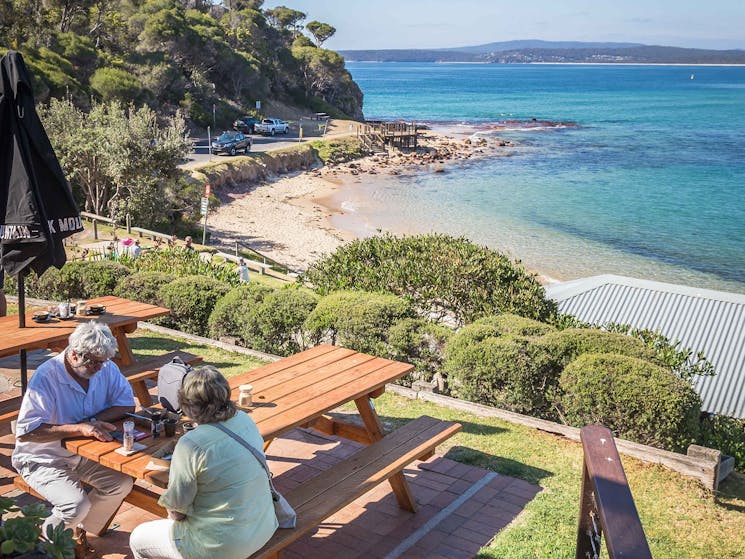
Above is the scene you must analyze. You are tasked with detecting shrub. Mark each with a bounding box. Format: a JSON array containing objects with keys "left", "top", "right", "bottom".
[
  {"left": 304, "top": 290, "right": 413, "bottom": 354},
  {"left": 114, "top": 272, "right": 175, "bottom": 306},
  {"left": 160, "top": 276, "right": 230, "bottom": 336},
  {"left": 558, "top": 353, "right": 701, "bottom": 452},
  {"left": 386, "top": 318, "right": 453, "bottom": 387},
  {"left": 130, "top": 247, "right": 239, "bottom": 285},
  {"left": 114, "top": 271, "right": 175, "bottom": 327},
  {"left": 444, "top": 334, "right": 558, "bottom": 415},
  {"left": 700, "top": 415, "right": 745, "bottom": 472},
  {"left": 246, "top": 288, "right": 320, "bottom": 356},
  {"left": 208, "top": 283, "right": 274, "bottom": 344},
  {"left": 539, "top": 328, "right": 658, "bottom": 368},
  {"left": 78, "top": 261, "right": 131, "bottom": 298},
  {"left": 302, "top": 234, "right": 557, "bottom": 326}
]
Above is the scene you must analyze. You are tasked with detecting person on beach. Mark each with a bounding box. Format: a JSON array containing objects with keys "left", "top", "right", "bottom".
[
  {"left": 12, "top": 322, "right": 136, "bottom": 559},
  {"left": 129, "top": 366, "right": 277, "bottom": 559},
  {"left": 237, "top": 258, "right": 250, "bottom": 283}
]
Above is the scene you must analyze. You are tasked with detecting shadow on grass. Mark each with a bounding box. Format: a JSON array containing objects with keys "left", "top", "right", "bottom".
[
  {"left": 444, "top": 445, "right": 554, "bottom": 485},
  {"left": 716, "top": 472, "right": 745, "bottom": 512}
]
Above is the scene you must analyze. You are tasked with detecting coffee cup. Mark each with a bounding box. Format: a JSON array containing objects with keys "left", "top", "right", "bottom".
[
  {"left": 76, "top": 300, "right": 87, "bottom": 316},
  {"left": 164, "top": 419, "right": 177, "bottom": 437}
]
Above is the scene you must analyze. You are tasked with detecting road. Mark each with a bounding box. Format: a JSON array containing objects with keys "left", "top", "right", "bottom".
[{"left": 181, "top": 131, "right": 309, "bottom": 169}]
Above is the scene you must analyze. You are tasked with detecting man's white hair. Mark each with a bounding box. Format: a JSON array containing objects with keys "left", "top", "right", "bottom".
[{"left": 67, "top": 321, "right": 117, "bottom": 359}]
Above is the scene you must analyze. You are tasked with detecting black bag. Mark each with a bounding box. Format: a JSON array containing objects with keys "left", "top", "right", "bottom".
[{"left": 157, "top": 357, "right": 192, "bottom": 413}]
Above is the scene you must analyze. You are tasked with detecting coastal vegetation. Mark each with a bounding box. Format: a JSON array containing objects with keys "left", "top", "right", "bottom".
[
  {"left": 0, "top": 0, "right": 363, "bottom": 121},
  {"left": 8, "top": 236, "right": 743, "bottom": 467}
]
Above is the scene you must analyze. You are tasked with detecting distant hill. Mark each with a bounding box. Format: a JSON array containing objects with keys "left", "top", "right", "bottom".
[
  {"left": 444, "top": 40, "right": 643, "bottom": 54},
  {"left": 340, "top": 41, "right": 745, "bottom": 64}
]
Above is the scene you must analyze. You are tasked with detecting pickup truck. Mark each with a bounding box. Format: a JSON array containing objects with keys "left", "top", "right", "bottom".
[{"left": 254, "top": 118, "right": 289, "bottom": 136}]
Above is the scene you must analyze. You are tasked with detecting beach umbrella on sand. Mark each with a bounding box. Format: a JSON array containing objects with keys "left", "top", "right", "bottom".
[{"left": 0, "top": 51, "right": 84, "bottom": 391}]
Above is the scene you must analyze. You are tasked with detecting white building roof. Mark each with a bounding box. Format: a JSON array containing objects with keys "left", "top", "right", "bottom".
[{"left": 545, "top": 275, "right": 745, "bottom": 418}]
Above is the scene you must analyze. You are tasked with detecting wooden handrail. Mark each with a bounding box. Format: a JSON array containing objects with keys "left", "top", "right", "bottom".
[{"left": 576, "top": 425, "right": 652, "bottom": 559}]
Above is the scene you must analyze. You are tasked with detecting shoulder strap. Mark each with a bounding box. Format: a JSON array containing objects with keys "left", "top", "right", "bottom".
[
  {"left": 211, "top": 422, "right": 270, "bottom": 475},
  {"left": 211, "top": 422, "right": 279, "bottom": 498}
]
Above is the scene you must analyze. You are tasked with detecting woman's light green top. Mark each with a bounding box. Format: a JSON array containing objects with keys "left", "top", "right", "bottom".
[{"left": 159, "top": 411, "right": 278, "bottom": 559}]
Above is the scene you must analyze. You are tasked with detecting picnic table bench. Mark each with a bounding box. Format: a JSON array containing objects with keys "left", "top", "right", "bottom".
[{"left": 249, "top": 415, "right": 460, "bottom": 559}]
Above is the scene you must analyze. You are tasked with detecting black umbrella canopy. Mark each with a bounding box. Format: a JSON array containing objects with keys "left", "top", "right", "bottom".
[
  {"left": 0, "top": 51, "right": 83, "bottom": 279},
  {"left": 0, "top": 51, "right": 84, "bottom": 391}
]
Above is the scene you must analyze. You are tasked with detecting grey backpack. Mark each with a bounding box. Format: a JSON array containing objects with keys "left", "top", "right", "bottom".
[{"left": 157, "top": 357, "right": 192, "bottom": 413}]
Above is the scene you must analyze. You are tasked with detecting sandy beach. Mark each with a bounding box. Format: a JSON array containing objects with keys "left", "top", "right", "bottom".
[{"left": 207, "top": 125, "right": 524, "bottom": 274}]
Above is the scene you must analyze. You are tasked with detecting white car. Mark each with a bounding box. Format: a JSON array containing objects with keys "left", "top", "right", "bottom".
[{"left": 254, "top": 118, "right": 289, "bottom": 136}]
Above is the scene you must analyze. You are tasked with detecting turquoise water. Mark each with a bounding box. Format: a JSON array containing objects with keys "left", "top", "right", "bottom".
[{"left": 336, "top": 63, "right": 745, "bottom": 292}]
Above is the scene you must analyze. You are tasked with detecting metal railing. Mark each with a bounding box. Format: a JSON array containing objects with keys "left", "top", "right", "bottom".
[{"left": 576, "top": 425, "right": 652, "bottom": 559}]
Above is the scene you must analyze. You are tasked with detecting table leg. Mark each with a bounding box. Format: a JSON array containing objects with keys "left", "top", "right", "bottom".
[
  {"left": 112, "top": 328, "right": 151, "bottom": 406},
  {"left": 354, "top": 396, "right": 418, "bottom": 512}
]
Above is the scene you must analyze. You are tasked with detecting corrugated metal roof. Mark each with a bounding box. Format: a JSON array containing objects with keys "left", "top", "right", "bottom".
[{"left": 545, "top": 275, "right": 745, "bottom": 418}]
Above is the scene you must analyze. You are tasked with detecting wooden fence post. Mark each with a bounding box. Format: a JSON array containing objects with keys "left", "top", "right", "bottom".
[{"left": 92, "top": 219, "right": 98, "bottom": 240}]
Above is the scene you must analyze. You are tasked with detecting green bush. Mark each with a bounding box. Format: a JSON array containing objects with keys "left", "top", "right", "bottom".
[
  {"left": 246, "top": 288, "right": 320, "bottom": 356},
  {"left": 114, "top": 272, "right": 175, "bottom": 306},
  {"left": 129, "top": 248, "right": 239, "bottom": 285},
  {"left": 114, "top": 271, "right": 175, "bottom": 327},
  {"left": 160, "top": 276, "right": 230, "bottom": 336},
  {"left": 208, "top": 284, "right": 274, "bottom": 343},
  {"left": 558, "top": 353, "right": 702, "bottom": 452},
  {"left": 302, "top": 234, "right": 557, "bottom": 326},
  {"left": 444, "top": 333, "right": 558, "bottom": 416},
  {"left": 700, "top": 415, "right": 745, "bottom": 472},
  {"left": 386, "top": 318, "right": 453, "bottom": 387},
  {"left": 304, "top": 290, "right": 413, "bottom": 354},
  {"left": 539, "top": 328, "right": 658, "bottom": 367},
  {"left": 78, "top": 261, "right": 131, "bottom": 298}
]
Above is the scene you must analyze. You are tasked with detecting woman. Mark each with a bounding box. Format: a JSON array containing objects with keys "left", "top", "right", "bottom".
[{"left": 130, "top": 366, "right": 278, "bottom": 559}]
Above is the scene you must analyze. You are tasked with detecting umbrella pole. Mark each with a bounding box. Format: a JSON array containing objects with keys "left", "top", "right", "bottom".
[{"left": 17, "top": 271, "right": 28, "bottom": 392}]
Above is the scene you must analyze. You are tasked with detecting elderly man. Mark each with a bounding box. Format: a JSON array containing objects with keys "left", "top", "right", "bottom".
[{"left": 12, "top": 321, "right": 136, "bottom": 558}]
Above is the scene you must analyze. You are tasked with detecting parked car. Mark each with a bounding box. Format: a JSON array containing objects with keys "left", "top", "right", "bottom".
[
  {"left": 211, "top": 131, "right": 251, "bottom": 156},
  {"left": 233, "top": 116, "right": 261, "bottom": 134},
  {"left": 254, "top": 118, "right": 289, "bottom": 136}
]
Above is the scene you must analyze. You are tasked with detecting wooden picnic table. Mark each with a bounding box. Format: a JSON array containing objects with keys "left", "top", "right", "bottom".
[
  {"left": 62, "top": 345, "right": 420, "bottom": 511},
  {"left": 0, "top": 295, "right": 169, "bottom": 367}
]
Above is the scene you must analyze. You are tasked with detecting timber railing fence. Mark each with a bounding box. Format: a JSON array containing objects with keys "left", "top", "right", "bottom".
[{"left": 576, "top": 425, "right": 652, "bottom": 559}]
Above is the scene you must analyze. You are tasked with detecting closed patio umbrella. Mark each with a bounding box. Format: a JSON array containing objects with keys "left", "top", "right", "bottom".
[{"left": 0, "top": 51, "right": 84, "bottom": 391}]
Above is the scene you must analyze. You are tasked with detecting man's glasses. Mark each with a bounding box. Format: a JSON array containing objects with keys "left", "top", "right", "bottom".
[{"left": 81, "top": 354, "right": 109, "bottom": 367}]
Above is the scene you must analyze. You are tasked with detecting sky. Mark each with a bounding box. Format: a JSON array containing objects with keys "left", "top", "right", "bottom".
[{"left": 262, "top": 0, "right": 745, "bottom": 51}]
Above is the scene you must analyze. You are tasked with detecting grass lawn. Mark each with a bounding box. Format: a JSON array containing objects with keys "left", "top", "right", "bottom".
[{"left": 128, "top": 329, "right": 745, "bottom": 559}]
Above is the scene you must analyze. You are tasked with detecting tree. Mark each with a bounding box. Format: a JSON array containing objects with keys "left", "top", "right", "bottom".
[
  {"left": 305, "top": 21, "right": 336, "bottom": 47},
  {"left": 305, "top": 20, "right": 335, "bottom": 47},
  {"left": 264, "top": 5, "right": 305, "bottom": 34},
  {"left": 39, "top": 99, "right": 191, "bottom": 225}
]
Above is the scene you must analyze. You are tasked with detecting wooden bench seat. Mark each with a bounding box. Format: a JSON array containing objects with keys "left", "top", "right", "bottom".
[
  {"left": 13, "top": 476, "right": 166, "bottom": 519},
  {"left": 248, "top": 415, "right": 461, "bottom": 559},
  {"left": 0, "top": 396, "right": 23, "bottom": 425},
  {"left": 120, "top": 351, "right": 203, "bottom": 407}
]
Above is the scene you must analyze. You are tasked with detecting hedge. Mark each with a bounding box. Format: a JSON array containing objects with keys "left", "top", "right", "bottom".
[
  {"left": 387, "top": 318, "right": 453, "bottom": 387},
  {"left": 245, "top": 288, "right": 320, "bottom": 356},
  {"left": 304, "top": 290, "right": 413, "bottom": 354},
  {"left": 208, "top": 283, "right": 274, "bottom": 344},
  {"left": 302, "top": 234, "right": 557, "bottom": 326},
  {"left": 160, "top": 275, "right": 230, "bottom": 336},
  {"left": 557, "top": 353, "right": 702, "bottom": 452}
]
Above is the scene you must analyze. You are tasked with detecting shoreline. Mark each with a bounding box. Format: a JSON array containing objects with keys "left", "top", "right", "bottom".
[{"left": 207, "top": 124, "right": 560, "bottom": 284}]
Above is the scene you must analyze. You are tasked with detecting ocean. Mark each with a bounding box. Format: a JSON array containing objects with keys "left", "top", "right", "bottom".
[{"left": 332, "top": 62, "right": 745, "bottom": 293}]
